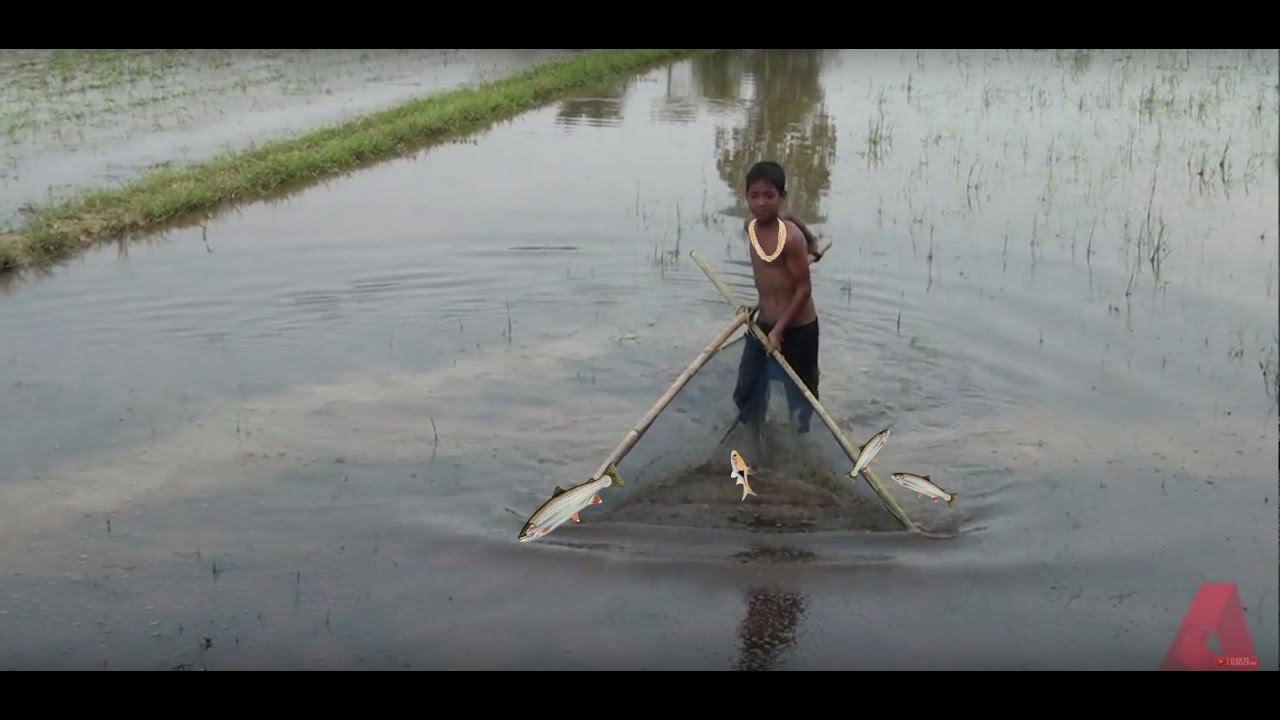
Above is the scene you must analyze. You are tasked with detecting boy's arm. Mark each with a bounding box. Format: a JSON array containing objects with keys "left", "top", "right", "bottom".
[{"left": 767, "top": 219, "right": 813, "bottom": 345}]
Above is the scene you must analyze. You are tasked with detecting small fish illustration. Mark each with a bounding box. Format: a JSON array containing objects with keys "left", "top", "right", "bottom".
[
  {"left": 518, "top": 464, "right": 626, "bottom": 543},
  {"left": 890, "top": 472, "right": 956, "bottom": 507},
  {"left": 730, "top": 450, "right": 757, "bottom": 501},
  {"left": 847, "top": 428, "right": 890, "bottom": 483}
]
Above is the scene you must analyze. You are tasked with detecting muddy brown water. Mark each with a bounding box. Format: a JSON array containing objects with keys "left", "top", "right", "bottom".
[{"left": 1, "top": 50, "right": 1277, "bottom": 670}]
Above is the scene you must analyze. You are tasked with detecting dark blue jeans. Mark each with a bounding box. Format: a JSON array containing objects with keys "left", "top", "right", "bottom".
[{"left": 733, "top": 318, "right": 820, "bottom": 433}]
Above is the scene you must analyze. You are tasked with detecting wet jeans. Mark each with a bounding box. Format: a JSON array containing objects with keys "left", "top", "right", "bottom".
[{"left": 732, "top": 318, "right": 820, "bottom": 433}]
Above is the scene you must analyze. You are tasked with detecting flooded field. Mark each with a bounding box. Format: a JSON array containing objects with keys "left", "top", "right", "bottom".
[
  {"left": 0, "top": 49, "right": 571, "bottom": 229},
  {"left": 0, "top": 49, "right": 1276, "bottom": 670}
]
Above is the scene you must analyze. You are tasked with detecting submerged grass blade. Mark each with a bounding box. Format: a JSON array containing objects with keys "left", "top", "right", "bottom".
[{"left": 0, "top": 48, "right": 702, "bottom": 275}]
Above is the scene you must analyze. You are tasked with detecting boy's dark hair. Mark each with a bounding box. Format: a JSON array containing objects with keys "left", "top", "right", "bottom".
[{"left": 745, "top": 161, "right": 786, "bottom": 196}]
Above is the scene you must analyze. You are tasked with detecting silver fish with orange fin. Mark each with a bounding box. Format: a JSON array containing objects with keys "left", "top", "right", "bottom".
[
  {"left": 518, "top": 464, "right": 625, "bottom": 543},
  {"left": 890, "top": 472, "right": 956, "bottom": 507},
  {"left": 846, "top": 427, "right": 890, "bottom": 484},
  {"left": 730, "top": 450, "right": 757, "bottom": 501}
]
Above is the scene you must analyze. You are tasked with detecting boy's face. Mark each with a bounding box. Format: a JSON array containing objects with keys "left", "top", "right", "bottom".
[{"left": 746, "top": 180, "right": 783, "bottom": 221}]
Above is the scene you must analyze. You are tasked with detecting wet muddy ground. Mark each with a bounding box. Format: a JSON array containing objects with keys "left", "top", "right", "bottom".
[{"left": 0, "top": 49, "right": 1276, "bottom": 670}]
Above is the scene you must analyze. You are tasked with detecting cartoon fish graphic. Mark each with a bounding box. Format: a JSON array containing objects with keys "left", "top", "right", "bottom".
[
  {"left": 730, "top": 449, "right": 757, "bottom": 501},
  {"left": 847, "top": 428, "right": 890, "bottom": 483},
  {"left": 890, "top": 472, "right": 956, "bottom": 507},
  {"left": 518, "top": 464, "right": 626, "bottom": 543}
]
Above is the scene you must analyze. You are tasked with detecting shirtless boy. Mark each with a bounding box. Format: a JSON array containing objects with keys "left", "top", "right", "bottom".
[{"left": 733, "top": 160, "right": 822, "bottom": 436}]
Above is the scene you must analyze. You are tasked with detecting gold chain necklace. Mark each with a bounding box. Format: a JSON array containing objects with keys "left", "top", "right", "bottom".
[{"left": 748, "top": 218, "right": 787, "bottom": 262}]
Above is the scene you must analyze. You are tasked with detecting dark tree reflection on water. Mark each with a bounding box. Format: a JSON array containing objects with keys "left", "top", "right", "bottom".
[{"left": 693, "top": 50, "right": 839, "bottom": 225}]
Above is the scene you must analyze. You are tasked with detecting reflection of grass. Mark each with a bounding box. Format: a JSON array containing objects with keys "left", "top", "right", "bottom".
[
  {"left": 0, "top": 49, "right": 700, "bottom": 276},
  {"left": 1261, "top": 341, "right": 1279, "bottom": 408},
  {"left": 857, "top": 88, "right": 893, "bottom": 169},
  {"left": 835, "top": 49, "right": 1275, "bottom": 400}
]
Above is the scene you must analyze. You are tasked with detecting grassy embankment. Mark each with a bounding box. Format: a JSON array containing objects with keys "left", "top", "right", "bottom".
[{"left": 0, "top": 48, "right": 701, "bottom": 275}]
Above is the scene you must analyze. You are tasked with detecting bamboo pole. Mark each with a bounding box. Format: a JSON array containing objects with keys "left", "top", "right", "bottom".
[
  {"left": 591, "top": 307, "right": 751, "bottom": 481},
  {"left": 688, "top": 249, "right": 921, "bottom": 533},
  {"left": 591, "top": 240, "right": 832, "bottom": 481}
]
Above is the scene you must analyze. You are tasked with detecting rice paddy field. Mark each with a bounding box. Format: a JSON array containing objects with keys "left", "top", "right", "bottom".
[
  {"left": 0, "top": 49, "right": 1275, "bottom": 671},
  {"left": 0, "top": 49, "right": 572, "bottom": 230}
]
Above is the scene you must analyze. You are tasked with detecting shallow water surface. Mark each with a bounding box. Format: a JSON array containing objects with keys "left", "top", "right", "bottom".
[{"left": 0, "top": 49, "right": 1276, "bottom": 670}]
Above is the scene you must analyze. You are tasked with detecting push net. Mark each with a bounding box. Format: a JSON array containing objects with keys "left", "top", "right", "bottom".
[{"left": 597, "top": 328, "right": 907, "bottom": 534}]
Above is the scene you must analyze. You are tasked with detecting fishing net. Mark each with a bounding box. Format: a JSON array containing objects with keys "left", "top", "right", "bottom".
[{"left": 596, "top": 327, "right": 906, "bottom": 534}]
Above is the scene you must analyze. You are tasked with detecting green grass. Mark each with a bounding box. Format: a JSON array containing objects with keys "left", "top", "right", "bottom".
[{"left": 0, "top": 48, "right": 703, "bottom": 275}]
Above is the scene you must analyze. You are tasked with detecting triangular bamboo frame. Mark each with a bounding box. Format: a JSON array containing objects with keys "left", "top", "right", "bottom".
[
  {"left": 590, "top": 239, "right": 832, "bottom": 482},
  {"left": 590, "top": 306, "right": 752, "bottom": 482},
  {"left": 688, "top": 249, "right": 920, "bottom": 533}
]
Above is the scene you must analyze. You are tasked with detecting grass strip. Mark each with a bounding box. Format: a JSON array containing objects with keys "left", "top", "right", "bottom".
[{"left": 0, "top": 48, "right": 702, "bottom": 275}]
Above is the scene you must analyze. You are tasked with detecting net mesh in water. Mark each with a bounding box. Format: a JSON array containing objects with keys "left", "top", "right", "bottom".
[{"left": 597, "top": 330, "right": 905, "bottom": 533}]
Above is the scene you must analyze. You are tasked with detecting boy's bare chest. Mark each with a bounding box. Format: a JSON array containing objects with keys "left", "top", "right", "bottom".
[{"left": 749, "top": 253, "right": 794, "bottom": 290}]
